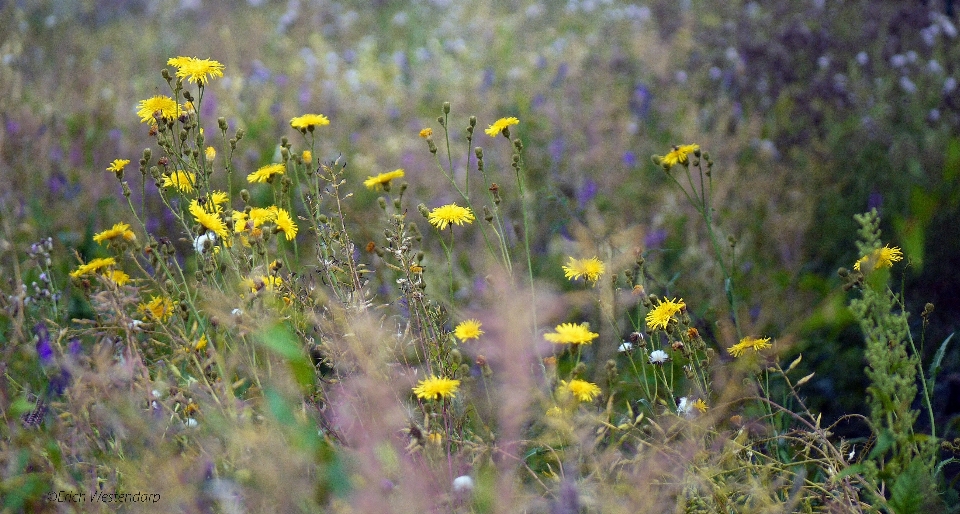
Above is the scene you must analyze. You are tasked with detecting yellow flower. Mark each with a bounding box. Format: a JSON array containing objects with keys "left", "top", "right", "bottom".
[
  {"left": 290, "top": 113, "right": 330, "bottom": 131},
  {"left": 561, "top": 379, "right": 601, "bottom": 402},
  {"left": 136, "top": 95, "right": 182, "bottom": 124},
  {"left": 485, "top": 117, "right": 519, "bottom": 137},
  {"left": 693, "top": 398, "right": 708, "bottom": 413},
  {"left": 271, "top": 207, "right": 298, "bottom": 241},
  {"left": 242, "top": 275, "right": 283, "bottom": 293},
  {"left": 194, "top": 334, "right": 208, "bottom": 352},
  {"left": 189, "top": 199, "right": 229, "bottom": 239},
  {"left": 412, "top": 375, "right": 461, "bottom": 401},
  {"left": 302, "top": 150, "right": 312, "bottom": 163},
  {"left": 93, "top": 222, "right": 136, "bottom": 245},
  {"left": 544, "top": 322, "right": 599, "bottom": 345},
  {"left": 419, "top": 128, "right": 433, "bottom": 138},
  {"left": 247, "top": 163, "right": 285, "bottom": 183},
  {"left": 562, "top": 256, "right": 605, "bottom": 283},
  {"left": 363, "top": 169, "right": 405, "bottom": 190},
  {"left": 645, "top": 297, "right": 685, "bottom": 331},
  {"left": 428, "top": 204, "right": 475, "bottom": 230},
  {"left": 205, "top": 146, "right": 216, "bottom": 161},
  {"left": 854, "top": 245, "right": 903, "bottom": 272},
  {"left": 107, "top": 159, "right": 130, "bottom": 176},
  {"left": 70, "top": 257, "right": 116, "bottom": 278},
  {"left": 208, "top": 191, "right": 229, "bottom": 210},
  {"left": 454, "top": 320, "right": 484, "bottom": 342},
  {"left": 167, "top": 56, "right": 225, "bottom": 85},
  {"left": 661, "top": 144, "right": 700, "bottom": 168},
  {"left": 728, "top": 336, "right": 771, "bottom": 357},
  {"left": 138, "top": 296, "right": 175, "bottom": 322},
  {"left": 426, "top": 432, "right": 443, "bottom": 446},
  {"left": 162, "top": 170, "right": 196, "bottom": 193},
  {"left": 104, "top": 270, "right": 130, "bottom": 286}
]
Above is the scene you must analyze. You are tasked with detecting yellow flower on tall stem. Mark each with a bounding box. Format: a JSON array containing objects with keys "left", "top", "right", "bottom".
[
  {"left": 167, "top": 56, "right": 225, "bottom": 85},
  {"left": 93, "top": 223, "right": 136, "bottom": 245},
  {"left": 290, "top": 113, "right": 330, "bottom": 132},
  {"left": 854, "top": 244, "right": 903, "bottom": 272},
  {"left": 106, "top": 159, "right": 130, "bottom": 176},
  {"left": 454, "top": 320, "right": 484, "bottom": 342},
  {"left": 485, "top": 117, "right": 519, "bottom": 137},
  {"left": 661, "top": 144, "right": 700, "bottom": 168},
  {"left": 271, "top": 207, "right": 298, "bottom": 241},
  {"left": 544, "top": 322, "right": 599, "bottom": 345},
  {"left": 69, "top": 257, "right": 117, "bottom": 279},
  {"left": 428, "top": 204, "right": 475, "bottom": 230},
  {"left": 363, "top": 169, "right": 405, "bottom": 190},
  {"left": 247, "top": 163, "right": 285, "bottom": 183},
  {"left": 728, "top": 336, "right": 772, "bottom": 357},
  {"left": 645, "top": 297, "right": 686, "bottom": 331},
  {"left": 136, "top": 95, "right": 182, "bottom": 124},
  {"left": 162, "top": 170, "right": 196, "bottom": 193},
  {"left": 189, "top": 200, "right": 229, "bottom": 239},
  {"left": 560, "top": 379, "right": 601, "bottom": 402},
  {"left": 562, "top": 256, "right": 605, "bottom": 283},
  {"left": 412, "top": 376, "right": 461, "bottom": 401}
]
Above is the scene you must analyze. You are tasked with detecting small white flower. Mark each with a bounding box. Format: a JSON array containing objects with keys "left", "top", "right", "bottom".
[
  {"left": 194, "top": 232, "right": 217, "bottom": 254},
  {"left": 618, "top": 341, "right": 634, "bottom": 353},
  {"left": 452, "top": 475, "right": 474, "bottom": 493},
  {"left": 128, "top": 319, "right": 144, "bottom": 331},
  {"left": 185, "top": 418, "right": 198, "bottom": 428},
  {"left": 677, "top": 397, "right": 693, "bottom": 417},
  {"left": 648, "top": 350, "right": 669, "bottom": 365},
  {"left": 152, "top": 389, "right": 162, "bottom": 398},
  {"left": 231, "top": 308, "right": 243, "bottom": 317},
  {"left": 847, "top": 447, "right": 856, "bottom": 461}
]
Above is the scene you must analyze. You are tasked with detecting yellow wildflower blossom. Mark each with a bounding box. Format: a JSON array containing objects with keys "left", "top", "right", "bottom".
[
  {"left": 136, "top": 95, "right": 181, "bottom": 124},
  {"left": 363, "top": 169, "right": 405, "bottom": 190},
  {"left": 561, "top": 379, "right": 601, "bottom": 402},
  {"left": 419, "top": 128, "right": 433, "bottom": 138},
  {"left": 544, "top": 322, "right": 599, "bottom": 345},
  {"left": 162, "top": 170, "right": 196, "bottom": 193},
  {"left": 728, "top": 336, "right": 772, "bottom": 357},
  {"left": 661, "top": 144, "right": 700, "bottom": 168},
  {"left": 271, "top": 207, "right": 298, "bottom": 241},
  {"left": 646, "top": 297, "right": 685, "bottom": 331},
  {"left": 854, "top": 244, "right": 903, "bottom": 272},
  {"left": 428, "top": 204, "right": 475, "bottom": 230},
  {"left": 290, "top": 113, "right": 330, "bottom": 131},
  {"left": 167, "top": 56, "right": 225, "bottom": 85},
  {"left": 104, "top": 270, "right": 130, "bottom": 286},
  {"left": 205, "top": 146, "right": 216, "bottom": 161},
  {"left": 454, "top": 319, "right": 484, "bottom": 342},
  {"left": 247, "top": 163, "right": 285, "bottom": 183},
  {"left": 70, "top": 257, "right": 116, "bottom": 278},
  {"left": 302, "top": 150, "right": 312, "bottom": 163},
  {"left": 93, "top": 222, "right": 136, "bottom": 245},
  {"left": 412, "top": 376, "right": 460, "bottom": 401},
  {"left": 485, "top": 117, "right": 519, "bottom": 137},
  {"left": 138, "top": 296, "right": 175, "bottom": 322},
  {"left": 562, "top": 256, "right": 605, "bottom": 283},
  {"left": 189, "top": 199, "right": 229, "bottom": 239},
  {"left": 107, "top": 159, "right": 130, "bottom": 176}
]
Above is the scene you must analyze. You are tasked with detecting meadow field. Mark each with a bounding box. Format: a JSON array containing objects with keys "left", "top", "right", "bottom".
[{"left": 2, "top": 1, "right": 960, "bottom": 512}]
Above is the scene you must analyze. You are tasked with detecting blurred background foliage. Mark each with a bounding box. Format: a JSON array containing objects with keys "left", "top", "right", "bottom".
[{"left": 2, "top": 0, "right": 960, "bottom": 463}]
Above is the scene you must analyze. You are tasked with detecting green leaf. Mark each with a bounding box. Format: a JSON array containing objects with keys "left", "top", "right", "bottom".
[
  {"left": 928, "top": 332, "right": 954, "bottom": 384},
  {"left": 888, "top": 459, "right": 938, "bottom": 514},
  {"left": 257, "top": 324, "right": 314, "bottom": 387}
]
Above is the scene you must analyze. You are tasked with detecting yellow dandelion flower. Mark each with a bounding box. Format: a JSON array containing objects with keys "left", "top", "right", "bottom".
[
  {"left": 247, "top": 163, "right": 285, "bottom": 183},
  {"left": 645, "top": 297, "right": 686, "bottom": 331},
  {"left": 194, "top": 334, "right": 208, "bottom": 352},
  {"left": 693, "top": 398, "right": 708, "bottom": 413},
  {"left": 728, "top": 336, "right": 771, "bottom": 357},
  {"left": 106, "top": 159, "right": 130, "bottom": 176},
  {"left": 854, "top": 244, "right": 903, "bottom": 272},
  {"left": 93, "top": 222, "right": 136, "bottom": 245},
  {"left": 205, "top": 146, "right": 216, "bottom": 161},
  {"left": 454, "top": 319, "right": 484, "bottom": 342},
  {"left": 302, "top": 150, "right": 312, "bottom": 163},
  {"left": 104, "top": 269, "right": 130, "bottom": 286},
  {"left": 561, "top": 379, "right": 602, "bottom": 402},
  {"left": 661, "top": 144, "right": 700, "bottom": 168},
  {"left": 242, "top": 275, "right": 283, "bottom": 293},
  {"left": 485, "top": 117, "right": 519, "bottom": 137},
  {"left": 162, "top": 170, "right": 196, "bottom": 193},
  {"left": 138, "top": 296, "right": 175, "bottom": 322},
  {"left": 290, "top": 113, "right": 330, "bottom": 131},
  {"left": 428, "top": 204, "right": 475, "bottom": 230},
  {"left": 189, "top": 199, "right": 229, "bottom": 239},
  {"left": 413, "top": 376, "right": 461, "bottom": 401},
  {"left": 208, "top": 191, "right": 229, "bottom": 209},
  {"left": 544, "top": 322, "right": 599, "bottom": 345},
  {"left": 70, "top": 257, "right": 116, "bottom": 279},
  {"left": 271, "top": 207, "right": 298, "bottom": 241},
  {"left": 167, "top": 56, "right": 225, "bottom": 85},
  {"left": 426, "top": 432, "right": 443, "bottom": 446},
  {"left": 136, "top": 95, "right": 181, "bottom": 124},
  {"left": 562, "top": 256, "right": 605, "bottom": 283},
  {"left": 363, "top": 169, "right": 405, "bottom": 190},
  {"left": 419, "top": 128, "right": 433, "bottom": 138}
]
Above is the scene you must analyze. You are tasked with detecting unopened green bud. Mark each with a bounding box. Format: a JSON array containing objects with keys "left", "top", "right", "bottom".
[
  {"left": 218, "top": 117, "right": 228, "bottom": 131},
  {"left": 450, "top": 349, "right": 462, "bottom": 365},
  {"left": 417, "top": 203, "right": 430, "bottom": 218},
  {"left": 143, "top": 148, "right": 152, "bottom": 161},
  {"left": 240, "top": 189, "right": 250, "bottom": 203},
  {"left": 122, "top": 182, "right": 131, "bottom": 197},
  {"left": 442, "top": 102, "right": 451, "bottom": 114},
  {"left": 235, "top": 128, "right": 245, "bottom": 140},
  {"left": 378, "top": 197, "right": 387, "bottom": 210}
]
